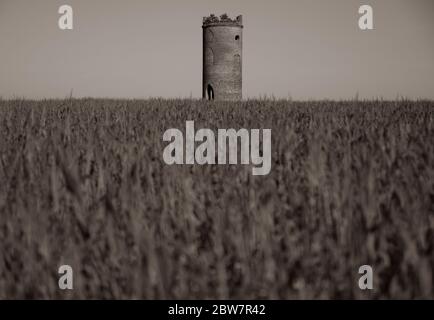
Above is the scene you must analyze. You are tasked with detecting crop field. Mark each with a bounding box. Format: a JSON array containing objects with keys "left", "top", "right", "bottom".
[{"left": 0, "top": 98, "right": 433, "bottom": 299}]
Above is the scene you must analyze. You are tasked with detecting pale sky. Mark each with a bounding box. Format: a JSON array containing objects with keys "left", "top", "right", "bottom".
[{"left": 0, "top": 0, "right": 433, "bottom": 100}]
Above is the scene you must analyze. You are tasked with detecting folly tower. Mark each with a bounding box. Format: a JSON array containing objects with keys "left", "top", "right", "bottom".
[{"left": 202, "top": 14, "right": 243, "bottom": 101}]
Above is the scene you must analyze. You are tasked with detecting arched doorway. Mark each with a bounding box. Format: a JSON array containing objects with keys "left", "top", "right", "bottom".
[{"left": 207, "top": 84, "right": 214, "bottom": 100}]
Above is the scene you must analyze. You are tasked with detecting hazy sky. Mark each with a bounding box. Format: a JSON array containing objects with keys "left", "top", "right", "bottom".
[{"left": 0, "top": 0, "right": 433, "bottom": 99}]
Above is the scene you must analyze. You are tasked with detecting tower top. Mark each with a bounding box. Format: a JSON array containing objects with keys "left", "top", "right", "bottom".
[{"left": 202, "top": 14, "right": 243, "bottom": 28}]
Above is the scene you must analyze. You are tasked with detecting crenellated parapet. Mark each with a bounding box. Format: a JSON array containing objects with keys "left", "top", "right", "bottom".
[{"left": 202, "top": 14, "right": 243, "bottom": 28}]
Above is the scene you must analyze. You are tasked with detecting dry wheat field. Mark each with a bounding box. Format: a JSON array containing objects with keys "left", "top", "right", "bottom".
[{"left": 0, "top": 98, "right": 433, "bottom": 299}]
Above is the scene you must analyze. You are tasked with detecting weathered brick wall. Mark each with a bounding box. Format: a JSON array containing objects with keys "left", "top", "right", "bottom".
[{"left": 203, "top": 24, "right": 242, "bottom": 101}]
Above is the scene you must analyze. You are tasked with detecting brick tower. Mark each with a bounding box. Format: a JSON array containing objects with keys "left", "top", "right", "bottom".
[{"left": 202, "top": 14, "right": 243, "bottom": 101}]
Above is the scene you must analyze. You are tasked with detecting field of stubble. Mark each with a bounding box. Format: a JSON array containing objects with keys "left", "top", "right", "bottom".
[{"left": 0, "top": 98, "right": 433, "bottom": 299}]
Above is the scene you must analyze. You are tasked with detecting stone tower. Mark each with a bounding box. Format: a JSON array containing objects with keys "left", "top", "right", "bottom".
[{"left": 202, "top": 14, "right": 243, "bottom": 101}]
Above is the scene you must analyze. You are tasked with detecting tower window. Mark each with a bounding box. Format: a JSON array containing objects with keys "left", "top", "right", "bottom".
[
  {"left": 205, "top": 48, "right": 214, "bottom": 65},
  {"left": 235, "top": 35, "right": 240, "bottom": 40}
]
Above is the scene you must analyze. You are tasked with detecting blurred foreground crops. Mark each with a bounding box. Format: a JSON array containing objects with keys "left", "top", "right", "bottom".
[{"left": 0, "top": 98, "right": 433, "bottom": 299}]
